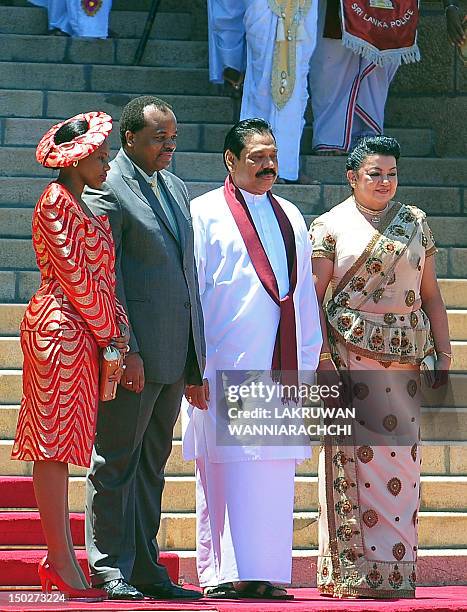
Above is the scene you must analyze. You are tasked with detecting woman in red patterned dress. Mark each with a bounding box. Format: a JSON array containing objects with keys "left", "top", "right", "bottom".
[{"left": 11, "top": 112, "right": 129, "bottom": 599}]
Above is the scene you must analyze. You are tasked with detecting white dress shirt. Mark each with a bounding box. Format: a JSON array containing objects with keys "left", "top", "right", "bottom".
[
  {"left": 239, "top": 188, "right": 289, "bottom": 299},
  {"left": 122, "top": 151, "right": 179, "bottom": 241}
]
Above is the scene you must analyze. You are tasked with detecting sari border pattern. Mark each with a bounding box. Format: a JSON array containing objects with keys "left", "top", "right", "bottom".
[{"left": 318, "top": 438, "right": 417, "bottom": 598}]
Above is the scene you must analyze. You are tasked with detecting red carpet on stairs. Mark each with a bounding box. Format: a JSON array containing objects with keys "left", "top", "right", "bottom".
[
  {"left": 0, "top": 511, "right": 83, "bottom": 545},
  {"left": 0, "top": 476, "right": 179, "bottom": 586},
  {"left": 1, "top": 478, "right": 466, "bottom": 610},
  {"left": 0, "top": 549, "right": 179, "bottom": 588},
  {"left": 0, "top": 587, "right": 466, "bottom": 612}
]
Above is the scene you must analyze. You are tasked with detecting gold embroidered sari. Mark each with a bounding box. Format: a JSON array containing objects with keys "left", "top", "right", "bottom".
[{"left": 309, "top": 197, "right": 436, "bottom": 598}]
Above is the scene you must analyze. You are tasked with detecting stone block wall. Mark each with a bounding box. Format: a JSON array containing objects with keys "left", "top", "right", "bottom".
[{"left": 386, "top": 0, "right": 467, "bottom": 156}]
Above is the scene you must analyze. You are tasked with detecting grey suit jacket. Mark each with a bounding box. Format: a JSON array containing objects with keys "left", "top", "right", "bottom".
[{"left": 83, "top": 148, "right": 205, "bottom": 385}]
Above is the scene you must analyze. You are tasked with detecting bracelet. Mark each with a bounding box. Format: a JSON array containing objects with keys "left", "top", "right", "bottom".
[
  {"left": 438, "top": 350, "right": 452, "bottom": 359},
  {"left": 319, "top": 352, "right": 333, "bottom": 362}
]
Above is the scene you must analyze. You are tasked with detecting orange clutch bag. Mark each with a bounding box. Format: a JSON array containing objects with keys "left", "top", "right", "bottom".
[{"left": 99, "top": 345, "right": 123, "bottom": 402}]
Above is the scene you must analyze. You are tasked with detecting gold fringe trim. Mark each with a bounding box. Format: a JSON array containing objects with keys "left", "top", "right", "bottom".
[{"left": 318, "top": 584, "right": 416, "bottom": 599}]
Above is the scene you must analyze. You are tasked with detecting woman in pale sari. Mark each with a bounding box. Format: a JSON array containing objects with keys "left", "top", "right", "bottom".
[{"left": 309, "top": 136, "right": 451, "bottom": 598}]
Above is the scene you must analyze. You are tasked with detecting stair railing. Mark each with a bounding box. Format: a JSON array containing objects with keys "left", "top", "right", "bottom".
[{"left": 133, "top": 0, "right": 163, "bottom": 65}]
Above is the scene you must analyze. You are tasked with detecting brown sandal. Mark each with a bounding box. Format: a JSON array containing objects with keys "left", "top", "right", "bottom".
[
  {"left": 204, "top": 582, "right": 239, "bottom": 599},
  {"left": 235, "top": 581, "right": 294, "bottom": 600}
]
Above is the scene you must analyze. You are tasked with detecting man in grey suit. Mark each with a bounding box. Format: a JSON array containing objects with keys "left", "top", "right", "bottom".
[{"left": 84, "top": 96, "right": 205, "bottom": 600}]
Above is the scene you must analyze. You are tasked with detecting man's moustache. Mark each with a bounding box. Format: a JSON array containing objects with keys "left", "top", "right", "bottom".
[{"left": 256, "top": 170, "right": 276, "bottom": 177}]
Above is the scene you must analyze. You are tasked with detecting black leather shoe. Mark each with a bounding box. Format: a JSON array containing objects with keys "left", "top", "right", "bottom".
[
  {"left": 135, "top": 581, "right": 202, "bottom": 599},
  {"left": 97, "top": 579, "right": 144, "bottom": 600}
]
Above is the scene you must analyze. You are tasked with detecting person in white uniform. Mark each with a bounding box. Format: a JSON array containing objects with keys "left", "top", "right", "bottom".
[
  {"left": 308, "top": 0, "right": 398, "bottom": 154},
  {"left": 29, "top": 0, "right": 112, "bottom": 38},
  {"left": 182, "top": 118, "right": 322, "bottom": 599},
  {"left": 240, "top": 0, "right": 318, "bottom": 181},
  {"left": 207, "top": 0, "right": 246, "bottom": 90}
]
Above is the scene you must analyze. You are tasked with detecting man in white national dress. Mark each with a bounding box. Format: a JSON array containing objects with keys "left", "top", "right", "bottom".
[
  {"left": 207, "top": 0, "right": 318, "bottom": 181},
  {"left": 240, "top": 0, "right": 318, "bottom": 181},
  {"left": 182, "top": 118, "right": 322, "bottom": 600}
]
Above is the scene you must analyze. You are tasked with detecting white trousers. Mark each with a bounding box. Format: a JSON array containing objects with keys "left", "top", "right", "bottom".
[
  {"left": 308, "top": 0, "right": 398, "bottom": 151},
  {"left": 29, "top": 0, "right": 112, "bottom": 38},
  {"left": 207, "top": 0, "right": 246, "bottom": 83},
  {"left": 240, "top": 0, "right": 318, "bottom": 180},
  {"left": 196, "top": 457, "right": 296, "bottom": 587}
]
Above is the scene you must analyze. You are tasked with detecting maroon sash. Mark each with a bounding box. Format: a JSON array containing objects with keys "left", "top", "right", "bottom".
[{"left": 223, "top": 175, "right": 299, "bottom": 395}]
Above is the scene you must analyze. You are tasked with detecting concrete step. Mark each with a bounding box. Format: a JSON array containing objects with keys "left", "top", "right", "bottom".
[
  {"left": 87, "top": 508, "right": 467, "bottom": 550},
  {"left": 0, "top": 437, "right": 193, "bottom": 476},
  {"left": 0, "top": 369, "right": 465, "bottom": 438},
  {"left": 440, "top": 280, "right": 467, "bottom": 309},
  {"left": 0, "top": 271, "right": 39, "bottom": 304},
  {"left": 0, "top": 239, "right": 462, "bottom": 280},
  {"left": 175, "top": 548, "right": 467, "bottom": 587},
  {"left": 0, "top": 62, "right": 215, "bottom": 95},
  {"left": 0, "top": 339, "right": 22, "bottom": 369},
  {"left": 1, "top": 265, "right": 467, "bottom": 304},
  {"left": 0, "top": 372, "right": 21, "bottom": 405},
  {"left": 0, "top": 435, "right": 466, "bottom": 478},
  {"left": 0, "top": 305, "right": 24, "bottom": 336},
  {"left": 0, "top": 147, "right": 466, "bottom": 190},
  {"left": 0, "top": 8, "right": 192, "bottom": 40},
  {"left": 2, "top": 176, "right": 462, "bottom": 220},
  {"left": 0, "top": 90, "right": 236, "bottom": 122},
  {"left": 3, "top": 0, "right": 207, "bottom": 12},
  {"left": 0, "top": 545, "right": 463, "bottom": 588},
  {"left": 448, "top": 310, "right": 467, "bottom": 341},
  {"left": 452, "top": 342, "right": 467, "bottom": 369},
  {"left": 1, "top": 476, "right": 466, "bottom": 549},
  {"left": 0, "top": 35, "right": 208, "bottom": 68},
  {"left": 179, "top": 152, "right": 467, "bottom": 187},
  {"left": 318, "top": 185, "right": 463, "bottom": 216},
  {"left": 3, "top": 468, "right": 467, "bottom": 516},
  {"left": 1, "top": 191, "right": 466, "bottom": 246},
  {"left": 1, "top": 325, "right": 467, "bottom": 389},
  {"left": 0, "top": 239, "right": 36, "bottom": 269},
  {"left": 1, "top": 118, "right": 434, "bottom": 158},
  {"left": 1, "top": 120, "right": 432, "bottom": 158}
]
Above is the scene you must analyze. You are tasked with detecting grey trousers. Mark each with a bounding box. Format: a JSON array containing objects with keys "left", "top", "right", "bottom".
[{"left": 85, "top": 376, "right": 184, "bottom": 585}]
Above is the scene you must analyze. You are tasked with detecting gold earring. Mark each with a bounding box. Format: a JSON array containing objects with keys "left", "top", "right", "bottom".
[{"left": 72, "top": 160, "right": 79, "bottom": 168}]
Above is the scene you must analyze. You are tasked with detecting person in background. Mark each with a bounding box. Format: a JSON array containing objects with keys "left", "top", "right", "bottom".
[
  {"left": 443, "top": 0, "right": 466, "bottom": 50},
  {"left": 309, "top": 0, "right": 466, "bottom": 155},
  {"left": 240, "top": 0, "right": 318, "bottom": 182},
  {"left": 28, "top": 0, "right": 112, "bottom": 38},
  {"left": 11, "top": 112, "right": 129, "bottom": 599},
  {"left": 308, "top": 0, "right": 400, "bottom": 155},
  {"left": 310, "top": 136, "right": 451, "bottom": 597},
  {"left": 207, "top": 0, "right": 246, "bottom": 95}
]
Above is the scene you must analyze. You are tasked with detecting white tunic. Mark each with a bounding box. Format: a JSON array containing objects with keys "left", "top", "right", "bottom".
[
  {"left": 29, "top": 0, "right": 112, "bottom": 38},
  {"left": 182, "top": 186, "right": 322, "bottom": 464},
  {"left": 240, "top": 0, "right": 319, "bottom": 180}
]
